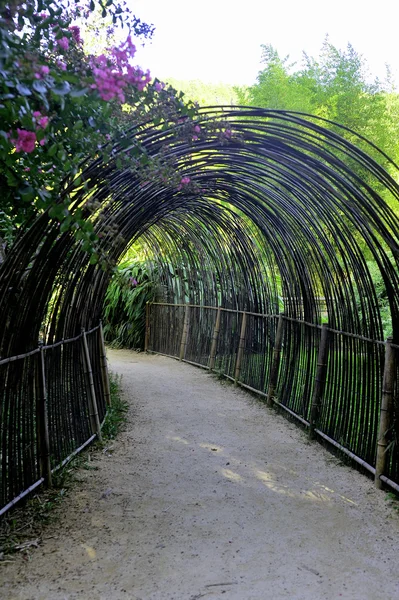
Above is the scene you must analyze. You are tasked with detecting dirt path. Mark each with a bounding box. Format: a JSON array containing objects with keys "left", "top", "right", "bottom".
[{"left": 2, "top": 350, "right": 399, "bottom": 599}]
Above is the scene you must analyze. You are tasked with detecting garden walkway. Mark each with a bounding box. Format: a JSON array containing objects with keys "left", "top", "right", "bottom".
[{"left": 3, "top": 350, "right": 399, "bottom": 599}]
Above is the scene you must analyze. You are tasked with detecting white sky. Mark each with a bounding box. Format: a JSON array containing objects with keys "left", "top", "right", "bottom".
[{"left": 130, "top": 0, "right": 399, "bottom": 86}]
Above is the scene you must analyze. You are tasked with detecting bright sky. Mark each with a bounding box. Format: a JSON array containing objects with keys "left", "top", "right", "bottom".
[{"left": 130, "top": 0, "right": 399, "bottom": 87}]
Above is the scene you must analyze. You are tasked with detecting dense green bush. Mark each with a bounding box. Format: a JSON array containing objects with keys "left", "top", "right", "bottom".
[{"left": 102, "top": 260, "right": 156, "bottom": 349}]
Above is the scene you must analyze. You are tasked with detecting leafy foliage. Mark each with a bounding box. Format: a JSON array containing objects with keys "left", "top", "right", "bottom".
[
  {"left": 238, "top": 40, "right": 399, "bottom": 175},
  {"left": 102, "top": 259, "right": 157, "bottom": 348},
  {"left": 0, "top": 1, "right": 203, "bottom": 257}
]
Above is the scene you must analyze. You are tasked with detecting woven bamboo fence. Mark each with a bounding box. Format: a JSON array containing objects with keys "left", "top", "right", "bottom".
[
  {"left": 146, "top": 302, "right": 399, "bottom": 494},
  {"left": 0, "top": 324, "right": 110, "bottom": 516}
]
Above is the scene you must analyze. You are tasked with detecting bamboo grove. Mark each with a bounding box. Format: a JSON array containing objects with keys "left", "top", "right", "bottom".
[{"left": 1, "top": 107, "right": 399, "bottom": 512}]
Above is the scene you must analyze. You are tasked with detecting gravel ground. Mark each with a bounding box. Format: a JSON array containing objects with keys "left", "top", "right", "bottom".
[{"left": 2, "top": 349, "right": 399, "bottom": 600}]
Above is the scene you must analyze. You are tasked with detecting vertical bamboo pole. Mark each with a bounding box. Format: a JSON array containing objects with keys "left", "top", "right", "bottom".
[
  {"left": 179, "top": 305, "right": 190, "bottom": 361},
  {"left": 209, "top": 307, "right": 222, "bottom": 371},
  {"left": 266, "top": 314, "right": 284, "bottom": 407},
  {"left": 309, "top": 323, "right": 330, "bottom": 439},
  {"left": 234, "top": 312, "right": 247, "bottom": 386},
  {"left": 99, "top": 321, "right": 111, "bottom": 408},
  {"left": 144, "top": 302, "right": 150, "bottom": 353},
  {"left": 82, "top": 329, "right": 103, "bottom": 442},
  {"left": 375, "top": 337, "right": 395, "bottom": 489},
  {"left": 37, "top": 345, "right": 52, "bottom": 487}
]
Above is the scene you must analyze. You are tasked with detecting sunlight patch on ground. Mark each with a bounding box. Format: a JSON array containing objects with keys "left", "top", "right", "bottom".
[
  {"left": 81, "top": 543, "right": 96, "bottom": 560},
  {"left": 167, "top": 435, "right": 190, "bottom": 445},
  {"left": 221, "top": 468, "right": 243, "bottom": 483}
]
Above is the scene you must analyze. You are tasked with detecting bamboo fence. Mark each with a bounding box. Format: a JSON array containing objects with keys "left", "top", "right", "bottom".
[
  {"left": 0, "top": 324, "right": 110, "bottom": 516},
  {"left": 146, "top": 302, "right": 399, "bottom": 494}
]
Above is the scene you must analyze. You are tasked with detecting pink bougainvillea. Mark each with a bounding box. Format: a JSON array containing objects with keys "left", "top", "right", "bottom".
[
  {"left": 68, "top": 26, "right": 82, "bottom": 44},
  {"left": 91, "top": 35, "right": 152, "bottom": 102},
  {"left": 57, "top": 37, "right": 69, "bottom": 51},
  {"left": 178, "top": 176, "right": 191, "bottom": 190},
  {"left": 14, "top": 130, "right": 37, "bottom": 153}
]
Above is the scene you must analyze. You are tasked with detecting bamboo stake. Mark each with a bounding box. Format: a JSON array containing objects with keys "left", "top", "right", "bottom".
[
  {"left": 99, "top": 321, "right": 111, "bottom": 408},
  {"left": 375, "top": 337, "right": 395, "bottom": 489},
  {"left": 37, "top": 345, "right": 52, "bottom": 487},
  {"left": 144, "top": 302, "right": 150, "bottom": 353},
  {"left": 234, "top": 312, "right": 247, "bottom": 386},
  {"left": 266, "top": 314, "right": 284, "bottom": 407},
  {"left": 209, "top": 307, "right": 221, "bottom": 371},
  {"left": 179, "top": 305, "right": 190, "bottom": 361},
  {"left": 82, "top": 329, "right": 102, "bottom": 442},
  {"left": 309, "top": 323, "right": 330, "bottom": 439}
]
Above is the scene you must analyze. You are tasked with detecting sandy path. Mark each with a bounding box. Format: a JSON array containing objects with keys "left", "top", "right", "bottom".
[{"left": 2, "top": 349, "right": 399, "bottom": 600}]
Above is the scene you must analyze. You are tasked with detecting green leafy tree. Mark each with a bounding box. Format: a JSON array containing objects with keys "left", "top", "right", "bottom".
[{"left": 239, "top": 40, "right": 399, "bottom": 170}]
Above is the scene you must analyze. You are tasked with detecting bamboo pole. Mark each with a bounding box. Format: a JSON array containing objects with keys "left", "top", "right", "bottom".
[
  {"left": 209, "top": 307, "right": 221, "bottom": 371},
  {"left": 309, "top": 323, "right": 330, "bottom": 439},
  {"left": 144, "top": 302, "right": 150, "bottom": 353},
  {"left": 234, "top": 312, "right": 247, "bottom": 386},
  {"left": 82, "top": 329, "right": 103, "bottom": 442},
  {"left": 99, "top": 321, "right": 111, "bottom": 408},
  {"left": 179, "top": 305, "right": 190, "bottom": 361},
  {"left": 37, "top": 345, "right": 52, "bottom": 487},
  {"left": 266, "top": 314, "right": 284, "bottom": 407},
  {"left": 375, "top": 337, "right": 395, "bottom": 489}
]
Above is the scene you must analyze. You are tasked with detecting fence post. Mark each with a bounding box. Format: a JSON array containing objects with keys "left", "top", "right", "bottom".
[
  {"left": 209, "top": 307, "right": 221, "bottom": 372},
  {"left": 37, "top": 344, "right": 52, "bottom": 487},
  {"left": 144, "top": 302, "right": 150, "bottom": 353},
  {"left": 82, "top": 329, "right": 103, "bottom": 442},
  {"left": 99, "top": 321, "right": 111, "bottom": 408},
  {"left": 234, "top": 312, "right": 247, "bottom": 386},
  {"left": 266, "top": 314, "right": 284, "bottom": 407},
  {"left": 375, "top": 337, "right": 395, "bottom": 489},
  {"left": 179, "top": 304, "right": 190, "bottom": 361},
  {"left": 309, "top": 323, "right": 330, "bottom": 439}
]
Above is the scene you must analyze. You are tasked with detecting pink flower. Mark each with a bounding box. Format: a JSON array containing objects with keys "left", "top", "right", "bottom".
[
  {"left": 56, "top": 59, "right": 67, "bottom": 71},
  {"left": 154, "top": 82, "right": 164, "bottom": 92},
  {"left": 178, "top": 176, "right": 191, "bottom": 190},
  {"left": 224, "top": 128, "right": 232, "bottom": 139},
  {"left": 24, "top": 167, "right": 30, "bottom": 171},
  {"left": 35, "top": 65, "right": 50, "bottom": 79},
  {"left": 57, "top": 37, "right": 69, "bottom": 51},
  {"left": 33, "top": 111, "right": 42, "bottom": 119},
  {"left": 91, "top": 36, "right": 151, "bottom": 102},
  {"left": 39, "top": 138, "right": 46, "bottom": 146},
  {"left": 68, "top": 26, "right": 82, "bottom": 44},
  {"left": 194, "top": 125, "right": 201, "bottom": 134},
  {"left": 14, "top": 130, "right": 37, "bottom": 153},
  {"left": 129, "top": 278, "right": 138, "bottom": 287},
  {"left": 38, "top": 116, "right": 49, "bottom": 129}
]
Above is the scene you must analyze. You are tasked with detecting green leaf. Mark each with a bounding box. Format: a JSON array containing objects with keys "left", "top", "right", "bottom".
[
  {"left": 33, "top": 81, "right": 47, "bottom": 94},
  {"left": 48, "top": 143, "right": 58, "bottom": 157},
  {"left": 19, "top": 185, "right": 35, "bottom": 202},
  {"left": 16, "top": 83, "right": 32, "bottom": 96},
  {"left": 70, "top": 88, "right": 89, "bottom": 98},
  {"left": 52, "top": 82, "right": 71, "bottom": 96}
]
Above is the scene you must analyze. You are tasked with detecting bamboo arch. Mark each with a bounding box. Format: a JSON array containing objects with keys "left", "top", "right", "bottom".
[{"left": 1, "top": 107, "right": 399, "bottom": 357}]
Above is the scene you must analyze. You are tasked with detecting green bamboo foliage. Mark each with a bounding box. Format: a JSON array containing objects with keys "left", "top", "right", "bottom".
[{"left": 102, "top": 260, "right": 157, "bottom": 349}]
